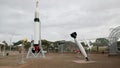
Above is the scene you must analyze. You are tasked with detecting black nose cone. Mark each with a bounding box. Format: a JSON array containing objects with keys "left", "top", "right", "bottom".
[{"left": 70, "top": 32, "right": 77, "bottom": 38}]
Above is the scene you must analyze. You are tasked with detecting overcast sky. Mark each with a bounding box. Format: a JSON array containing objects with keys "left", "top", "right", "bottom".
[{"left": 0, "top": 0, "right": 120, "bottom": 43}]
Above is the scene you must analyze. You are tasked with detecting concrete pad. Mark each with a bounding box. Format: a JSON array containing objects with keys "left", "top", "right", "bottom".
[{"left": 73, "top": 60, "right": 96, "bottom": 63}]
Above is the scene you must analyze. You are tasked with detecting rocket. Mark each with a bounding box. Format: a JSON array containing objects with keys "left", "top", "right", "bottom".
[
  {"left": 26, "top": 0, "right": 45, "bottom": 58},
  {"left": 34, "top": 0, "right": 40, "bottom": 44},
  {"left": 70, "top": 32, "right": 89, "bottom": 61},
  {"left": 33, "top": 0, "right": 45, "bottom": 57}
]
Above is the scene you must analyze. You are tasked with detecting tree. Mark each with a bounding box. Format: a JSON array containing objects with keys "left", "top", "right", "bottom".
[
  {"left": 13, "top": 40, "right": 23, "bottom": 46},
  {"left": 12, "top": 40, "right": 31, "bottom": 51},
  {"left": 1, "top": 41, "right": 8, "bottom": 51},
  {"left": 24, "top": 42, "right": 31, "bottom": 50},
  {"left": 81, "top": 42, "right": 86, "bottom": 47},
  {"left": 2, "top": 41, "right": 8, "bottom": 46},
  {"left": 41, "top": 40, "right": 51, "bottom": 51},
  {"left": 95, "top": 38, "right": 109, "bottom": 52},
  {"left": 53, "top": 40, "right": 77, "bottom": 53},
  {"left": 96, "top": 38, "right": 109, "bottom": 46}
]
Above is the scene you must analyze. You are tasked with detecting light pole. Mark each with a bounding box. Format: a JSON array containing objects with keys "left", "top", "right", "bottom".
[{"left": 9, "top": 34, "right": 14, "bottom": 52}]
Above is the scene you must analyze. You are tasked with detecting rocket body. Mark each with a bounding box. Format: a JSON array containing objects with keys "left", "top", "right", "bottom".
[
  {"left": 34, "top": 0, "right": 40, "bottom": 44},
  {"left": 34, "top": 22, "right": 40, "bottom": 44},
  {"left": 26, "top": 0, "right": 45, "bottom": 58},
  {"left": 74, "top": 38, "right": 88, "bottom": 58},
  {"left": 70, "top": 32, "right": 89, "bottom": 61}
]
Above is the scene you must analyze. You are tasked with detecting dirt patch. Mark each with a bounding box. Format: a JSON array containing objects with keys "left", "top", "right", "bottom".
[{"left": 0, "top": 53, "right": 120, "bottom": 68}]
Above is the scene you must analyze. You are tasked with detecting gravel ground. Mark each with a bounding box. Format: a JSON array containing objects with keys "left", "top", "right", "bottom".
[{"left": 0, "top": 53, "right": 120, "bottom": 68}]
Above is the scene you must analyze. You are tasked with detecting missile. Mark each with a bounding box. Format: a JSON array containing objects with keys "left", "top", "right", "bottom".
[
  {"left": 26, "top": 0, "right": 45, "bottom": 58},
  {"left": 70, "top": 32, "right": 89, "bottom": 61},
  {"left": 33, "top": 0, "right": 45, "bottom": 57},
  {"left": 34, "top": 0, "right": 40, "bottom": 44}
]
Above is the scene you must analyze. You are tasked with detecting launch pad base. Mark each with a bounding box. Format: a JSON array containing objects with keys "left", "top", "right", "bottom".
[{"left": 73, "top": 60, "right": 96, "bottom": 64}]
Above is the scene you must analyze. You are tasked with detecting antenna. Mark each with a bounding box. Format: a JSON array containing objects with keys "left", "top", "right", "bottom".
[{"left": 36, "top": 0, "right": 39, "bottom": 8}]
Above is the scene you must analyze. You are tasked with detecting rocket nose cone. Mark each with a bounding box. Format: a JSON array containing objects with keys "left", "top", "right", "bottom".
[{"left": 70, "top": 32, "right": 77, "bottom": 38}]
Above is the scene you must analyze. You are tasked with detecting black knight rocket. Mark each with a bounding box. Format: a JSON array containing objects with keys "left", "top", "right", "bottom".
[
  {"left": 33, "top": 0, "right": 45, "bottom": 57},
  {"left": 34, "top": 0, "right": 40, "bottom": 44}
]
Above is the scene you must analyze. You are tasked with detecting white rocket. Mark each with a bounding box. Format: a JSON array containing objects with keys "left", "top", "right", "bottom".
[
  {"left": 70, "top": 32, "right": 89, "bottom": 61},
  {"left": 26, "top": 0, "right": 45, "bottom": 58},
  {"left": 34, "top": 0, "right": 40, "bottom": 44},
  {"left": 34, "top": 0, "right": 45, "bottom": 57}
]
